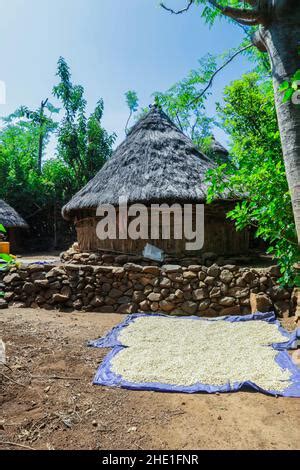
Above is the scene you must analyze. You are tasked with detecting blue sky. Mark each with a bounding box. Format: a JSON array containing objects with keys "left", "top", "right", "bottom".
[{"left": 0, "top": 0, "right": 252, "bottom": 151}]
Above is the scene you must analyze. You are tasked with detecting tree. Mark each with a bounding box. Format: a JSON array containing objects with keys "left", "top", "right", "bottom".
[
  {"left": 161, "top": 1, "right": 300, "bottom": 247},
  {"left": 125, "top": 90, "right": 139, "bottom": 134},
  {"left": 4, "top": 101, "right": 59, "bottom": 173},
  {"left": 53, "top": 57, "right": 116, "bottom": 190},
  {"left": 206, "top": 72, "right": 298, "bottom": 284}
]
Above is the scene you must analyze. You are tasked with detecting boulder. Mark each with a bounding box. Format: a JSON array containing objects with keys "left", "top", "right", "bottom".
[
  {"left": 220, "top": 270, "right": 233, "bottom": 284},
  {"left": 192, "top": 288, "right": 209, "bottom": 301},
  {"left": 148, "top": 292, "right": 162, "bottom": 302},
  {"left": 250, "top": 293, "right": 272, "bottom": 313},
  {"left": 207, "top": 265, "right": 220, "bottom": 278},
  {"left": 52, "top": 293, "right": 69, "bottom": 304},
  {"left": 219, "top": 297, "right": 235, "bottom": 307},
  {"left": 159, "top": 300, "right": 175, "bottom": 312}
]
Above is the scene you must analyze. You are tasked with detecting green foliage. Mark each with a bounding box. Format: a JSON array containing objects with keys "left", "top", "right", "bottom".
[
  {"left": 0, "top": 224, "right": 6, "bottom": 234},
  {"left": 0, "top": 253, "right": 17, "bottom": 271},
  {"left": 279, "top": 69, "right": 300, "bottom": 103},
  {"left": 125, "top": 90, "right": 139, "bottom": 113},
  {"left": 53, "top": 57, "right": 116, "bottom": 190},
  {"left": 154, "top": 54, "right": 217, "bottom": 148},
  {"left": 206, "top": 73, "right": 299, "bottom": 285}
]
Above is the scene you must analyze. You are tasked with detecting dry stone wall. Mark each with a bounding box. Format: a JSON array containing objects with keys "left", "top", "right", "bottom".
[{"left": 0, "top": 263, "right": 295, "bottom": 318}]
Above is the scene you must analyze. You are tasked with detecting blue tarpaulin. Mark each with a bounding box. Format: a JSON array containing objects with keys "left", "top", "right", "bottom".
[{"left": 89, "top": 312, "right": 300, "bottom": 397}]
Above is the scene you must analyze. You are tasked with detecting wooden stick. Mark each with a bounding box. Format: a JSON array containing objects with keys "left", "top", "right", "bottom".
[
  {"left": 0, "top": 372, "right": 26, "bottom": 387},
  {"left": 0, "top": 441, "right": 36, "bottom": 450}
]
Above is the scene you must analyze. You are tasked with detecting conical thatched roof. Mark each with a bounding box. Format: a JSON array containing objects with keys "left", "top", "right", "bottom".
[
  {"left": 0, "top": 200, "right": 28, "bottom": 228},
  {"left": 63, "top": 106, "right": 232, "bottom": 220},
  {"left": 209, "top": 136, "right": 229, "bottom": 163}
]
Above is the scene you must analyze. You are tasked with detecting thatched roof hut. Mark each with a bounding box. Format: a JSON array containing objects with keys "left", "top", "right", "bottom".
[
  {"left": 209, "top": 136, "right": 230, "bottom": 163},
  {"left": 0, "top": 199, "right": 28, "bottom": 229},
  {"left": 63, "top": 106, "right": 249, "bottom": 256}
]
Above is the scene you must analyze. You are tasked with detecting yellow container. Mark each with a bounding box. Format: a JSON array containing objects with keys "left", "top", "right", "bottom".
[{"left": 0, "top": 242, "right": 10, "bottom": 254}]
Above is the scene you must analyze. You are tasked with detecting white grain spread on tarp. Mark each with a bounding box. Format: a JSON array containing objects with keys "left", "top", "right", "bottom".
[{"left": 110, "top": 317, "right": 292, "bottom": 392}]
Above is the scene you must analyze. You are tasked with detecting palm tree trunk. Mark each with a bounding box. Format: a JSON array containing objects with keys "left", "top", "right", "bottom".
[{"left": 260, "top": 22, "right": 300, "bottom": 246}]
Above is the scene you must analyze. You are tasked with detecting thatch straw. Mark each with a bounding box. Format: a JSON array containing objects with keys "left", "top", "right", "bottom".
[
  {"left": 62, "top": 106, "right": 235, "bottom": 221},
  {"left": 0, "top": 200, "right": 28, "bottom": 228}
]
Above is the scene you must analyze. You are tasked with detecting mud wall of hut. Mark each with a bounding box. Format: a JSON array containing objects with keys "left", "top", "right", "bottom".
[{"left": 74, "top": 203, "right": 249, "bottom": 256}]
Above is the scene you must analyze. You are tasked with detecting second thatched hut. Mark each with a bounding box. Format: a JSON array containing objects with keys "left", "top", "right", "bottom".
[{"left": 0, "top": 199, "right": 28, "bottom": 252}]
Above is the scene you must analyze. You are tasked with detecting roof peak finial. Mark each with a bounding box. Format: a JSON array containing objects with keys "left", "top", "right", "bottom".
[{"left": 149, "top": 96, "right": 161, "bottom": 110}]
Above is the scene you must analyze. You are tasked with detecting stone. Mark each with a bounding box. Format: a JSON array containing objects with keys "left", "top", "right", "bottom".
[
  {"left": 143, "top": 266, "right": 160, "bottom": 275},
  {"left": 187, "top": 265, "right": 202, "bottom": 272},
  {"left": 90, "top": 295, "right": 104, "bottom": 307},
  {"left": 228, "top": 287, "right": 250, "bottom": 298},
  {"left": 219, "top": 306, "right": 241, "bottom": 316},
  {"left": 0, "top": 298, "right": 8, "bottom": 309},
  {"left": 10, "top": 301, "right": 26, "bottom": 308},
  {"left": 181, "top": 301, "right": 198, "bottom": 315},
  {"left": 3, "top": 272, "right": 21, "bottom": 284},
  {"left": 133, "top": 291, "right": 146, "bottom": 303},
  {"left": 274, "top": 301, "right": 290, "bottom": 319},
  {"left": 183, "top": 271, "right": 197, "bottom": 279},
  {"left": 101, "top": 283, "right": 111, "bottom": 293},
  {"left": 22, "top": 282, "right": 36, "bottom": 294},
  {"left": 160, "top": 277, "right": 172, "bottom": 288},
  {"left": 241, "top": 271, "right": 257, "bottom": 284},
  {"left": 223, "top": 265, "right": 237, "bottom": 272},
  {"left": 220, "top": 270, "right": 234, "bottom": 284},
  {"left": 175, "top": 289, "right": 184, "bottom": 299},
  {"left": 159, "top": 300, "right": 175, "bottom": 312},
  {"left": 150, "top": 302, "right": 159, "bottom": 312},
  {"left": 219, "top": 297, "right": 235, "bottom": 307},
  {"left": 84, "top": 284, "right": 94, "bottom": 293},
  {"left": 27, "top": 264, "right": 47, "bottom": 273},
  {"left": 198, "top": 299, "right": 211, "bottom": 311},
  {"left": 45, "top": 267, "right": 65, "bottom": 278},
  {"left": 109, "top": 288, "right": 123, "bottom": 299},
  {"left": 209, "top": 287, "right": 221, "bottom": 298},
  {"left": 161, "top": 265, "right": 182, "bottom": 273},
  {"left": 235, "top": 277, "right": 246, "bottom": 287},
  {"left": 270, "top": 285, "right": 290, "bottom": 301},
  {"left": 48, "top": 281, "right": 62, "bottom": 292},
  {"left": 198, "top": 271, "right": 206, "bottom": 281},
  {"left": 140, "top": 276, "right": 155, "bottom": 287},
  {"left": 269, "top": 265, "right": 281, "bottom": 277},
  {"left": 139, "top": 300, "right": 150, "bottom": 311},
  {"left": 89, "top": 254, "right": 101, "bottom": 263},
  {"left": 161, "top": 289, "right": 169, "bottom": 298},
  {"left": 52, "top": 293, "right": 69, "bottom": 304},
  {"left": 34, "top": 279, "right": 49, "bottom": 287},
  {"left": 117, "top": 303, "right": 137, "bottom": 314},
  {"left": 73, "top": 299, "right": 83, "bottom": 310},
  {"left": 250, "top": 293, "right": 272, "bottom": 313},
  {"left": 204, "top": 276, "right": 215, "bottom": 285},
  {"left": 4, "top": 292, "right": 14, "bottom": 301},
  {"left": 199, "top": 307, "right": 217, "bottom": 317},
  {"left": 193, "top": 288, "right": 209, "bottom": 301},
  {"left": 61, "top": 286, "right": 71, "bottom": 298},
  {"left": 117, "top": 296, "right": 131, "bottom": 304},
  {"left": 207, "top": 265, "right": 220, "bottom": 278},
  {"left": 148, "top": 292, "right": 162, "bottom": 302},
  {"left": 124, "top": 263, "right": 143, "bottom": 272}
]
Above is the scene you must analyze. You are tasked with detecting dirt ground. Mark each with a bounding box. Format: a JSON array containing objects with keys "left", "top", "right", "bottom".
[{"left": 1, "top": 308, "right": 299, "bottom": 451}]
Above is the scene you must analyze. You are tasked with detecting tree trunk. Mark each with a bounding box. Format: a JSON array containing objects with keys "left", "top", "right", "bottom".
[
  {"left": 38, "top": 130, "right": 44, "bottom": 174},
  {"left": 258, "top": 21, "right": 300, "bottom": 246}
]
